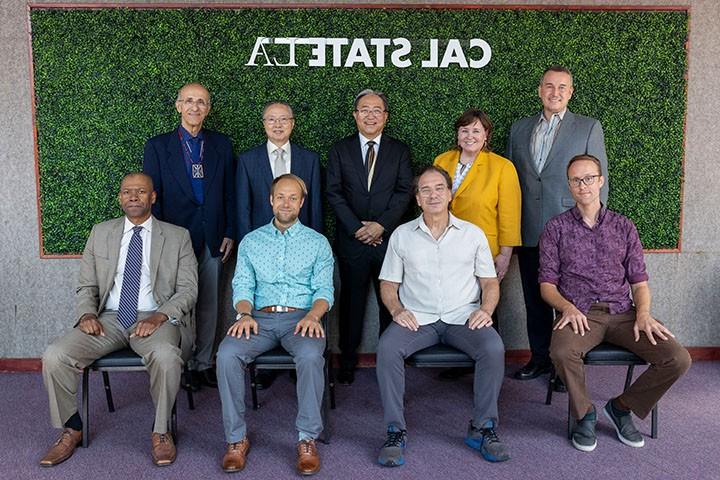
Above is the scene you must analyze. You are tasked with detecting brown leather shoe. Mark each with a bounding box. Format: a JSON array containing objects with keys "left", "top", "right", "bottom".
[
  {"left": 39, "top": 428, "right": 82, "bottom": 467},
  {"left": 151, "top": 432, "right": 176, "bottom": 466},
  {"left": 222, "top": 438, "right": 250, "bottom": 473},
  {"left": 296, "top": 439, "right": 321, "bottom": 475}
]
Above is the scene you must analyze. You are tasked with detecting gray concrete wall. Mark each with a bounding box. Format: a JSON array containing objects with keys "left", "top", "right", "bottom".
[{"left": 1, "top": 0, "right": 718, "bottom": 358}]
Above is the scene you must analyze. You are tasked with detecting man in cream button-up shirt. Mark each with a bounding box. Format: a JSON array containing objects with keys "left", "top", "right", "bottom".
[{"left": 375, "top": 166, "right": 509, "bottom": 468}]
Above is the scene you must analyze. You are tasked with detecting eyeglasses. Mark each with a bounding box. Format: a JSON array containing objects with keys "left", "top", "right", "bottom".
[
  {"left": 263, "top": 117, "right": 294, "bottom": 125},
  {"left": 178, "top": 98, "right": 209, "bottom": 109},
  {"left": 568, "top": 175, "right": 601, "bottom": 188},
  {"left": 356, "top": 108, "right": 386, "bottom": 117}
]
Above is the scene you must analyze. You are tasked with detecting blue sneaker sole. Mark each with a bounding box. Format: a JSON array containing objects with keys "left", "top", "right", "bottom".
[
  {"left": 378, "top": 457, "right": 405, "bottom": 467},
  {"left": 464, "top": 437, "right": 509, "bottom": 463}
]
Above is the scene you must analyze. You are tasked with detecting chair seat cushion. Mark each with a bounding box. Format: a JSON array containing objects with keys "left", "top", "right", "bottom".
[
  {"left": 89, "top": 348, "right": 144, "bottom": 368},
  {"left": 584, "top": 343, "right": 646, "bottom": 364},
  {"left": 252, "top": 347, "right": 295, "bottom": 365},
  {"left": 406, "top": 344, "right": 474, "bottom": 367}
]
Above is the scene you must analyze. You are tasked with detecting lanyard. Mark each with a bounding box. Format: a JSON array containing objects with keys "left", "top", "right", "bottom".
[{"left": 178, "top": 130, "right": 205, "bottom": 179}]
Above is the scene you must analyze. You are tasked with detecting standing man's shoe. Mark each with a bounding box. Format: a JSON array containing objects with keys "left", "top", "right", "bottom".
[
  {"left": 254, "top": 370, "right": 277, "bottom": 390},
  {"left": 553, "top": 376, "right": 567, "bottom": 392},
  {"left": 39, "top": 428, "right": 82, "bottom": 467},
  {"left": 465, "top": 421, "right": 510, "bottom": 462},
  {"left": 296, "top": 439, "right": 321, "bottom": 475},
  {"left": 513, "top": 360, "right": 551, "bottom": 380},
  {"left": 151, "top": 432, "right": 177, "bottom": 466},
  {"left": 337, "top": 367, "right": 355, "bottom": 385},
  {"left": 222, "top": 438, "right": 250, "bottom": 473},
  {"left": 603, "top": 400, "right": 645, "bottom": 448},
  {"left": 571, "top": 406, "right": 598, "bottom": 452},
  {"left": 199, "top": 367, "right": 218, "bottom": 388}
]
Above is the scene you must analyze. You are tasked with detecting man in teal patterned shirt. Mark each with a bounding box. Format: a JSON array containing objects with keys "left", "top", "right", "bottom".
[{"left": 216, "top": 174, "right": 334, "bottom": 476}]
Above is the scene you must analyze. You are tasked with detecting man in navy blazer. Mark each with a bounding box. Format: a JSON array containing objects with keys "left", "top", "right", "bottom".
[
  {"left": 506, "top": 66, "right": 609, "bottom": 383},
  {"left": 327, "top": 89, "right": 414, "bottom": 385},
  {"left": 237, "top": 101, "right": 323, "bottom": 240},
  {"left": 143, "top": 82, "right": 236, "bottom": 391}
]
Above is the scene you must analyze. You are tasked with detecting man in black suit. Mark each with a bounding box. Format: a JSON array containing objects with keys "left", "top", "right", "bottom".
[
  {"left": 327, "top": 89, "right": 413, "bottom": 385},
  {"left": 144, "top": 82, "right": 236, "bottom": 391}
]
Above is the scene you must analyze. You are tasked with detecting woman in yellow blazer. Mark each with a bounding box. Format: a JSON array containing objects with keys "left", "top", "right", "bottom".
[{"left": 434, "top": 108, "right": 522, "bottom": 281}]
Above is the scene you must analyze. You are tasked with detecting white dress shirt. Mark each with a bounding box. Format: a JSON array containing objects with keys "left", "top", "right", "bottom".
[
  {"left": 105, "top": 217, "right": 159, "bottom": 312},
  {"left": 379, "top": 213, "right": 496, "bottom": 326},
  {"left": 267, "top": 141, "right": 291, "bottom": 178}
]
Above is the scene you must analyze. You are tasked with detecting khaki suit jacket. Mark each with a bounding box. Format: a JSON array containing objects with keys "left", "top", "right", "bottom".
[{"left": 75, "top": 216, "right": 198, "bottom": 360}]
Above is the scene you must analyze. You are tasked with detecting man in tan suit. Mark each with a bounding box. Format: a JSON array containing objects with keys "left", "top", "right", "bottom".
[{"left": 40, "top": 173, "right": 198, "bottom": 467}]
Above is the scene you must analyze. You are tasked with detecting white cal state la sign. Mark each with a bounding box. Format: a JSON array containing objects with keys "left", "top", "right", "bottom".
[{"left": 245, "top": 37, "right": 492, "bottom": 69}]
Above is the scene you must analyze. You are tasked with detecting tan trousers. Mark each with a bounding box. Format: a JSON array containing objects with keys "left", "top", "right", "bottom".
[
  {"left": 550, "top": 303, "right": 691, "bottom": 420},
  {"left": 42, "top": 311, "right": 182, "bottom": 434}
]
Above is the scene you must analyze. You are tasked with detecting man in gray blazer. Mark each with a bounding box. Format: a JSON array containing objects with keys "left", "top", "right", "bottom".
[
  {"left": 506, "top": 65, "right": 609, "bottom": 382},
  {"left": 40, "top": 173, "right": 198, "bottom": 467}
]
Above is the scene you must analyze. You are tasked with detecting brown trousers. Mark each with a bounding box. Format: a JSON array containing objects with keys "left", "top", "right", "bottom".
[{"left": 550, "top": 303, "right": 691, "bottom": 420}]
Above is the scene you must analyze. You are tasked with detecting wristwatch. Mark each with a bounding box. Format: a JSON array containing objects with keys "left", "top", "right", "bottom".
[{"left": 236, "top": 312, "right": 252, "bottom": 321}]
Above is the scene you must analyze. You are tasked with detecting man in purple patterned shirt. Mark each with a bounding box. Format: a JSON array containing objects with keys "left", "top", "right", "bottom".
[{"left": 539, "top": 154, "right": 691, "bottom": 453}]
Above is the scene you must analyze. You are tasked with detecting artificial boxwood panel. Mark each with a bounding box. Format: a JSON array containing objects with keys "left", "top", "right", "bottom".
[{"left": 30, "top": 8, "right": 687, "bottom": 254}]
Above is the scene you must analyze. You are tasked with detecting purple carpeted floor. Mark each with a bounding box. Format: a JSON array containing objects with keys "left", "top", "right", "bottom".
[{"left": 1, "top": 361, "right": 718, "bottom": 479}]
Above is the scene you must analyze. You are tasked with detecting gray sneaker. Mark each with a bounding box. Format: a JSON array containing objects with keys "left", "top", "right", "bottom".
[
  {"left": 603, "top": 400, "right": 645, "bottom": 448},
  {"left": 378, "top": 427, "right": 407, "bottom": 467},
  {"left": 571, "top": 407, "right": 598, "bottom": 452},
  {"left": 465, "top": 421, "right": 510, "bottom": 462}
]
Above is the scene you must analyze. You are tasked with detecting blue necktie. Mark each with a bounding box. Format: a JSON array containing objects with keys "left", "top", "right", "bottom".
[{"left": 117, "top": 226, "right": 143, "bottom": 329}]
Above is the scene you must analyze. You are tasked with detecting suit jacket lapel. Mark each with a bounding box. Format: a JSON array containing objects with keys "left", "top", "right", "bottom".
[
  {"left": 202, "top": 133, "right": 220, "bottom": 195},
  {"left": 289, "top": 143, "right": 304, "bottom": 179},
  {"left": 167, "top": 131, "right": 198, "bottom": 203},
  {"left": 454, "top": 151, "right": 483, "bottom": 199},
  {"left": 524, "top": 113, "right": 542, "bottom": 176},
  {"left": 149, "top": 218, "right": 164, "bottom": 293},
  {"left": 350, "top": 135, "right": 368, "bottom": 189},
  {"left": 100, "top": 219, "right": 124, "bottom": 310},
  {"left": 262, "top": 146, "right": 275, "bottom": 186}
]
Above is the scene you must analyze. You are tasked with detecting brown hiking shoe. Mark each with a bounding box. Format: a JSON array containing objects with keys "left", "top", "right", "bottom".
[
  {"left": 151, "top": 432, "right": 176, "bottom": 466},
  {"left": 222, "top": 438, "right": 250, "bottom": 473}
]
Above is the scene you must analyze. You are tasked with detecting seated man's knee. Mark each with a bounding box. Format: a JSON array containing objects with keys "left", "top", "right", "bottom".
[
  {"left": 294, "top": 346, "right": 324, "bottom": 369},
  {"left": 148, "top": 345, "right": 182, "bottom": 370},
  {"left": 216, "top": 341, "right": 249, "bottom": 370},
  {"left": 549, "top": 340, "right": 580, "bottom": 366},
  {"left": 42, "top": 343, "right": 68, "bottom": 372},
  {"left": 667, "top": 345, "right": 692, "bottom": 377},
  {"left": 376, "top": 335, "right": 403, "bottom": 367}
]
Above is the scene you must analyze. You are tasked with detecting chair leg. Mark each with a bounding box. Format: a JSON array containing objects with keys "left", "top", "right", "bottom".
[
  {"left": 623, "top": 365, "right": 635, "bottom": 391},
  {"left": 102, "top": 371, "right": 115, "bottom": 413},
  {"left": 567, "top": 399, "right": 573, "bottom": 440},
  {"left": 81, "top": 369, "right": 89, "bottom": 448},
  {"left": 184, "top": 367, "right": 195, "bottom": 411},
  {"left": 546, "top": 372, "right": 555, "bottom": 405},
  {"left": 320, "top": 363, "right": 332, "bottom": 444},
  {"left": 651, "top": 405, "right": 658, "bottom": 438},
  {"left": 171, "top": 401, "right": 178, "bottom": 443},
  {"left": 249, "top": 365, "right": 259, "bottom": 410}
]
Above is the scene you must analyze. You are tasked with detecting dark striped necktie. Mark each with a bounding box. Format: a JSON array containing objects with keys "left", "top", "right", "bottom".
[{"left": 117, "top": 226, "right": 143, "bottom": 329}]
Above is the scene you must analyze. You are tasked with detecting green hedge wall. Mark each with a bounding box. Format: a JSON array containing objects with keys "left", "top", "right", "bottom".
[{"left": 30, "top": 7, "right": 687, "bottom": 254}]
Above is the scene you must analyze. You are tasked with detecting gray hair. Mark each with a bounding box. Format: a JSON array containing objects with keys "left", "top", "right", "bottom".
[{"left": 353, "top": 89, "right": 389, "bottom": 112}]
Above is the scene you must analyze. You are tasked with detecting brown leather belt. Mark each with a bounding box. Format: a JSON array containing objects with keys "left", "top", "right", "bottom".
[{"left": 259, "top": 305, "right": 299, "bottom": 313}]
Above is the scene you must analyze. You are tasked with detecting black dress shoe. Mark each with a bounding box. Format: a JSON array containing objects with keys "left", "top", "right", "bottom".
[
  {"left": 255, "top": 370, "right": 277, "bottom": 390},
  {"left": 337, "top": 368, "right": 355, "bottom": 385},
  {"left": 513, "top": 361, "right": 551, "bottom": 380},
  {"left": 183, "top": 370, "right": 201, "bottom": 392},
  {"left": 199, "top": 367, "right": 218, "bottom": 388}
]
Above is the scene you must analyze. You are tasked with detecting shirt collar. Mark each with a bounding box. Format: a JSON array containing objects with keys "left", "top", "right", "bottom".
[
  {"left": 266, "top": 140, "right": 290, "bottom": 158},
  {"left": 179, "top": 125, "right": 204, "bottom": 142},
  {"left": 570, "top": 204, "right": 607, "bottom": 225},
  {"left": 539, "top": 108, "right": 567, "bottom": 123},
  {"left": 414, "top": 212, "right": 462, "bottom": 234},
  {"left": 123, "top": 216, "right": 153, "bottom": 234},
  {"left": 359, "top": 132, "right": 382, "bottom": 147},
  {"left": 269, "top": 217, "right": 302, "bottom": 236}
]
